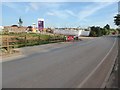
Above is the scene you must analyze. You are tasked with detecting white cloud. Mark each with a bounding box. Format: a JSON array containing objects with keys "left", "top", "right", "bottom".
[
  {"left": 77, "top": 2, "right": 115, "bottom": 20},
  {"left": 25, "top": 6, "right": 30, "bottom": 13},
  {"left": 47, "top": 10, "right": 69, "bottom": 19},
  {"left": 46, "top": 12, "right": 55, "bottom": 16},
  {"left": 3, "top": 2, "right": 115, "bottom": 19},
  {"left": 3, "top": 2, "right": 16, "bottom": 9},
  {"left": 46, "top": 2, "right": 115, "bottom": 20},
  {"left": 24, "top": 3, "right": 40, "bottom": 13},
  {"left": 26, "top": 2, "right": 62, "bottom": 11},
  {"left": 2, "top": 2, "right": 117, "bottom": 28},
  {"left": 29, "top": 2, "right": 39, "bottom": 10},
  {"left": 3, "top": 2, "right": 32, "bottom": 14},
  {"left": 47, "top": 9, "right": 77, "bottom": 19},
  {"left": 3, "top": 2, "right": 25, "bottom": 13},
  {"left": 65, "top": 10, "right": 77, "bottom": 17},
  {"left": 1, "top": 0, "right": 119, "bottom": 2}
]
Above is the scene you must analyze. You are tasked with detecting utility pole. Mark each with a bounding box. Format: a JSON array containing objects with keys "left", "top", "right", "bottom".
[
  {"left": 117, "top": 1, "right": 120, "bottom": 35},
  {"left": 118, "top": 1, "right": 120, "bottom": 14}
]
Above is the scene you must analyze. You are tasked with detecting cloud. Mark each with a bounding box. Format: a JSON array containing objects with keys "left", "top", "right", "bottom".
[
  {"left": 47, "top": 10, "right": 69, "bottom": 19},
  {"left": 3, "top": 2, "right": 63, "bottom": 14},
  {"left": 46, "top": 2, "right": 115, "bottom": 20},
  {"left": 4, "top": 2, "right": 115, "bottom": 19},
  {"left": 78, "top": 2, "right": 115, "bottom": 20},
  {"left": 46, "top": 12, "right": 55, "bottom": 16},
  {"left": 46, "top": 9, "right": 77, "bottom": 19},
  {"left": 65, "top": 10, "right": 77, "bottom": 17},
  {"left": 3, "top": 2, "right": 17, "bottom": 9},
  {"left": 3, "top": 2, "right": 26, "bottom": 13},
  {"left": 1, "top": 0, "right": 119, "bottom": 2},
  {"left": 25, "top": 6, "right": 30, "bottom": 13},
  {"left": 2, "top": 2, "right": 117, "bottom": 28},
  {"left": 24, "top": 3, "right": 39, "bottom": 13},
  {"left": 25, "top": 2, "right": 62, "bottom": 12},
  {"left": 29, "top": 2, "right": 39, "bottom": 10},
  {"left": 3, "top": 2, "right": 31, "bottom": 14}
]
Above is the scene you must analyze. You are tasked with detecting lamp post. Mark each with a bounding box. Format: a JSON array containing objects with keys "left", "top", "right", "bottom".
[{"left": 118, "top": 1, "right": 120, "bottom": 30}]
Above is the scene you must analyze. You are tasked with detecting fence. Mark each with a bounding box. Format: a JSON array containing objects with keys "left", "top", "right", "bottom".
[{"left": 1, "top": 33, "right": 65, "bottom": 53}]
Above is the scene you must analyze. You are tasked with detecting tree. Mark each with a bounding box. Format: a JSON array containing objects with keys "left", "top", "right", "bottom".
[
  {"left": 114, "top": 14, "right": 120, "bottom": 34},
  {"left": 11, "top": 25, "right": 18, "bottom": 27},
  {"left": 103, "top": 24, "right": 111, "bottom": 35},
  {"left": 114, "top": 14, "right": 120, "bottom": 26},
  {"left": 18, "top": 17, "right": 23, "bottom": 27},
  {"left": 89, "top": 26, "right": 102, "bottom": 37},
  {"left": 27, "top": 26, "right": 33, "bottom": 32},
  {"left": 104, "top": 24, "right": 110, "bottom": 30}
]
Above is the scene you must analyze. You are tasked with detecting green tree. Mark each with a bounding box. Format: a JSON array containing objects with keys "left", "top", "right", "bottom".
[
  {"left": 104, "top": 24, "right": 110, "bottom": 30},
  {"left": 18, "top": 17, "right": 23, "bottom": 27},
  {"left": 114, "top": 14, "right": 120, "bottom": 34},
  {"left": 114, "top": 14, "right": 120, "bottom": 26},
  {"left": 89, "top": 26, "right": 102, "bottom": 37},
  {"left": 103, "top": 24, "right": 111, "bottom": 35}
]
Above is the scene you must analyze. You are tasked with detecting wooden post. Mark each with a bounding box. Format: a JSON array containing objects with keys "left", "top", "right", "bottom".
[
  {"left": 54, "top": 34, "right": 55, "bottom": 41},
  {"left": 38, "top": 34, "right": 40, "bottom": 45},
  {"left": 24, "top": 34, "right": 27, "bottom": 46},
  {"left": 6, "top": 35, "right": 10, "bottom": 53}
]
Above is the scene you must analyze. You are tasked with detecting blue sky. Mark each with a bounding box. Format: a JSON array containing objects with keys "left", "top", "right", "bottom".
[{"left": 2, "top": 2, "right": 118, "bottom": 28}]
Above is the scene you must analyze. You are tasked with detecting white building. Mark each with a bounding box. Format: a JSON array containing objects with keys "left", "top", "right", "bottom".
[
  {"left": 53, "top": 29, "right": 91, "bottom": 36},
  {"left": 32, "top": 23, "right": 36, "bottom": 28},
  {"left": 0, "top": 26, "right": 4, "bottom": 31}
]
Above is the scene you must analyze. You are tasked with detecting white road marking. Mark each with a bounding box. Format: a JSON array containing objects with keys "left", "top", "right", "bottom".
[{"left": 77, "top": 37, "right": 117, "bottom": 88}]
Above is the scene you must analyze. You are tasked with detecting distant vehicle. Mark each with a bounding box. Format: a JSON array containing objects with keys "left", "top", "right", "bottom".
[
  {"left": 67, "top": 36, "right": 74, "bottom": 41},
  {"left": 112, "top": 32, "right": 116, "bottom": 35}
]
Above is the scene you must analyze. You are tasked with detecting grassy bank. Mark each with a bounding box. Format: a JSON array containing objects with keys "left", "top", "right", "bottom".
[{"left": 1, "top": 32, "right": 65, "bottom": 54}]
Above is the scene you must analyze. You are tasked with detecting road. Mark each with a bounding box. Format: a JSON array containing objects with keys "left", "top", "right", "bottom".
[{"left": 2, "top": 36, "right": 118, "bottom": 88}]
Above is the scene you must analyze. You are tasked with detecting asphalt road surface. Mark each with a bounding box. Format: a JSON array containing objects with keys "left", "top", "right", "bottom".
[{"left": 2, "top": 36, "right": 117, "bottom": 88}]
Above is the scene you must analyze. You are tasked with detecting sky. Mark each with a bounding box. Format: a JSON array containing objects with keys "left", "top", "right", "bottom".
[{"left": 1, "top": 2, "right": 118, "bottom": 28}]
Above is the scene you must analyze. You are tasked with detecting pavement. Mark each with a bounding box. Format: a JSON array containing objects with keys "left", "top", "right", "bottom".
[
  {"left": 105, "top": 58, "right": 118, "bottom": 88},
  {"left": 105, "top": 35, "right": 119, "bottom": 88},
  {"left": 2, "top": 36, "right": 118, "bottom": 88}
]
